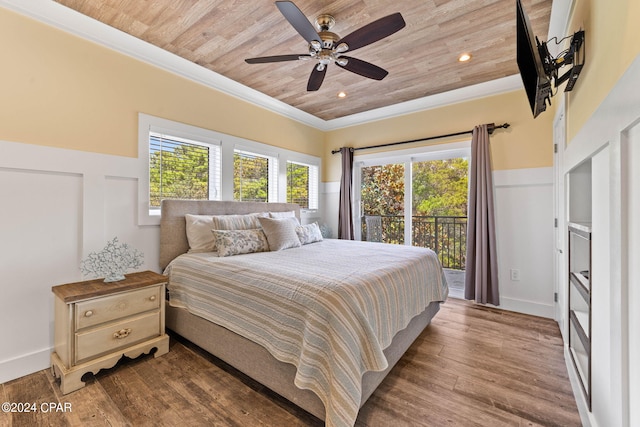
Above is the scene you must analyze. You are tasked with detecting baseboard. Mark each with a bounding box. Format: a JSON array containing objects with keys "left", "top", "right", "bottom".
[
  {"left": 0, "top": 347, "right": 51, "bottom": 384},
  {"left": 498, "top": 296, "right": 555, "bottom": 318}
]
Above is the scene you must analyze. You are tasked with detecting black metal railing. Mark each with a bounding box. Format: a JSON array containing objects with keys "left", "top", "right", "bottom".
[{"left": 362, "top": 215, "right": 467, "bottom": 270}]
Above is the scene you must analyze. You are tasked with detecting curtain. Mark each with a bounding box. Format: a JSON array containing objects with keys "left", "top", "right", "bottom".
[
  {"left": 338, "top": 147, "right": 355, "bottom": 240},
  {"left": 465, "top": 124, "right": 500, "bottom": 305}
]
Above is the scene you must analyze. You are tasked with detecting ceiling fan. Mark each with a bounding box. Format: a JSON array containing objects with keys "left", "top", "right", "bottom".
[{"left": 245, "top": 1, "right": 406, "bottom": 91}]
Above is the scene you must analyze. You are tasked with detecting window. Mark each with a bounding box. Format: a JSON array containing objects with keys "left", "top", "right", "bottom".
[
  {"left": 139, "top": 113, "right": 320, "bottom": 225},
  {"left": 234, "top": 150, "right": 277, "bottom": 202},
  {"left": 149, "top": 132, "right": 220, "bottom": 208},
  {"left": 287, "top": 161, "right": 318, "bottom": 209}
]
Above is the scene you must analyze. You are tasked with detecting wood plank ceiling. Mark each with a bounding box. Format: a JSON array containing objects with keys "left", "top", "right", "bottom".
[{"left": 53, "top": 0, "right": 552, "bottom": 121}]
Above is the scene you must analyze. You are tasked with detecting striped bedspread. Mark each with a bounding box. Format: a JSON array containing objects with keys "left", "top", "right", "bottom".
[{"left": 165, "top": 239, "right": 448, "bottom": 427}]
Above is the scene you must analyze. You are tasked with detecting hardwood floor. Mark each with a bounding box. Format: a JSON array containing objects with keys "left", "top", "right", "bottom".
[{"left": 1, "top": 298, "right": 581, "bottom": 427}]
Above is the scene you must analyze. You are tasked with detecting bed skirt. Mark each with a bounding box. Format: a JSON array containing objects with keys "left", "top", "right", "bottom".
[{"left": 165, "top": 300, "right": 441, "bottom": 420}]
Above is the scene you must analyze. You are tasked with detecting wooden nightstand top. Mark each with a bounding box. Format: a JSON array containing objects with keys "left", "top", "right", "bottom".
[{"left": 52, "top": 270, "right": 167, "bottom": 303}]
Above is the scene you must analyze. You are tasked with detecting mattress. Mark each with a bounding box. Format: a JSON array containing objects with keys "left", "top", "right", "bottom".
[{"left": 165, "top": 238, "right": 448, "bottom": 427}]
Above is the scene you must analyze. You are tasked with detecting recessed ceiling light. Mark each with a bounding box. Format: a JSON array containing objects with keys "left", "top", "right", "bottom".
[
  {"left": 337, "top": 91, "right": 347, "bottom": 98},
  {"left": 458, "top": 53, "right": 472, "bottom": 62}
]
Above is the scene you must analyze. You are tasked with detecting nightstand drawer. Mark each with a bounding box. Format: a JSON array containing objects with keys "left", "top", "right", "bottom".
[
  {"left": 75, "top": 311, "right": 161, "bottom": 363},
  {"left": 75, "top": 285, "right": 161, "bottom": 330}
]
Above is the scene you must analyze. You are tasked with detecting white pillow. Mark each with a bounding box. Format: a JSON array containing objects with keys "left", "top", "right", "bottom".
[
  {"left": 211, "top": 212, "right": 267, "bottom": 230},
  {"left": 185, "top": 214, "right": 216, "bottom": 253},
  {"left": 269, "top": 211, "right": 298, "bottom": 221},
  {"left": 258, "top": 216, "right": 302, "bottom": 251},
  {"left": 296, "top": 222, "right": 323, "bottom": 245}
]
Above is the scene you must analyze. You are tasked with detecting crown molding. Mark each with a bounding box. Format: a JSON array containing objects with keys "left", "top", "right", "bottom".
[
  {"left": 3, "top": 0, "right": 525, "bottom": 132},
  {"left": 325, "top": 75, "right": 523, "bottom": 130}
]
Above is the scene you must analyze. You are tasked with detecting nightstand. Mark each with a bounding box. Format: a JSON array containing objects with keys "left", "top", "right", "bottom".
[{"left": 51, "top": 270, "right": 170, "bottom": 394}]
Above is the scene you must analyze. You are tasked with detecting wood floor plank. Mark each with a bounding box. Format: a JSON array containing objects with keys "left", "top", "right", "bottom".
[
  {"left": 3, "top": 298, "right": 580, "bottom": 426},
  {"left": 360, "top": 375, "right": 520, "bottom": 427},
  {"left": 44, "top": 367, "right": 129, "bottom": 427},
  {"left": 2, "top": 371, "right": 69, "bottom": 427},
  {"left": 453, "top": 375, "right": 581, "bottom": 427}
]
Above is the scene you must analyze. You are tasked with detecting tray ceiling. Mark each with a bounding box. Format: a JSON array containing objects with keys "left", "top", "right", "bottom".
[{"left": 53, "top": 0, "right": 552, "bottom": 122}]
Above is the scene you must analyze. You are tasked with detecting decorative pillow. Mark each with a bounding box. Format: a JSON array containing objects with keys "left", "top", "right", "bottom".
[
  {"left": 212, "top": 229, "right": 270, "bottom": 257},
  {"left": 296, "top": 222, "right": 323, "bottom": 245},
  {"left": 258, "top": 216, "right": 302, "bottom": 251},
  {"left": 207, "top": 212, "right": 268, "bottom": 251},
  {"left": 185, "top": 214, "right": 216, "bottom": 253}
]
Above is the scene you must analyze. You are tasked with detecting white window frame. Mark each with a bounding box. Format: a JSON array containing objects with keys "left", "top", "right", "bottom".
[
  {"left": 149, "top": 130, "right": 221, "bottom": 206},
  {"left": 286, "top": 159, "right": 319, "bottom": 210},
  {"left": 138, "top": 113, "right": 321, "bottom": 225},
  {"left": 233, "top": 148, "right": 279, "bottom": 203}
]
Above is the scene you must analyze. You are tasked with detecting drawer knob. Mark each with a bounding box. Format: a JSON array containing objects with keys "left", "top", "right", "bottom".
[
  {"left": 113, "top": 328, "right": 132, "bottom": 339},
  {"left": 84, "top": 310, "right": 93, "bottom": 317},
  {"left": 149, "top": 295, "right": 156, "bottom": 301}
]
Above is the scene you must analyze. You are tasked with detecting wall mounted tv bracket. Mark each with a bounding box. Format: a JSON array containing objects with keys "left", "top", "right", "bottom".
[{"left": 539, "top": 29, "right": 585, "bottom": 92}]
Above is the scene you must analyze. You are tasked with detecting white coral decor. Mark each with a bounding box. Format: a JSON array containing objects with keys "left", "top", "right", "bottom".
[{"left": 80, "top": 237, "right": 144, "bottom": 283}]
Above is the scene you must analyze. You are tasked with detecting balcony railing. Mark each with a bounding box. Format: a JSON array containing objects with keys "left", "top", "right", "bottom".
[{"left": 362, "top": 215, "right": 467, "bottom": 270}]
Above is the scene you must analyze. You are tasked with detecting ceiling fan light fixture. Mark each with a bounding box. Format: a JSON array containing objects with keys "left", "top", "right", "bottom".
[
  {"left": 310, "top": 40, "right": 322, "bottom": 52},
  {"left": 245, "top": 2, "right": 405, "bottom": 92},
  {"left": 335, "top": 42, "right": 349, "bottom": 53}
]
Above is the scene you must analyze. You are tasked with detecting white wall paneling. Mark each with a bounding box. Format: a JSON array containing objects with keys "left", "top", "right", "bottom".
[
  {"left": 590, "top": 147, "right": 613, "bottom": 425},
  {"left": 560, "top": 52, "right": 640, "bottom": 427},
  {"left": 321, "top": 182, "right": 340, "bottom": 239},
  {"left": 493, "top": 167, "right": 555, "bottom": 318},
  {"left": 623, "top": 121, "right": 640, "bottom": 427},
  {"left": 0, "top": 167, "right": 82, "bottom": 383},
  {"left": 0, "top": 140, "right": 152, "bottom": 384}
]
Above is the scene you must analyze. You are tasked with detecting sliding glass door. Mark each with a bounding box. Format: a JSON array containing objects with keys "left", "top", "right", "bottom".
[{"left": 354, "top": 144, "right": 470, "bottom": 270}]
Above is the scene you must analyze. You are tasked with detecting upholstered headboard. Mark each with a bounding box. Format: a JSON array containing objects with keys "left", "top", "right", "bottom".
[{"left": 159, "top": 200, "right": 301, "bottom": 270}]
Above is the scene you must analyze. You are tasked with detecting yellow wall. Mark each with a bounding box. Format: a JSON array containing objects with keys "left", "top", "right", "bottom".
[
  {"left": 324, "top": 90, "right": 554, "bottom": 182},
  {"left": 8, "top": 0, "right": 637, "bottom": 183},
  {"left": 566, "top": 0, "right": 640, "bottom": 140},
  {"left": 0, "top": 8, "right": 325, "bottom": 158}
]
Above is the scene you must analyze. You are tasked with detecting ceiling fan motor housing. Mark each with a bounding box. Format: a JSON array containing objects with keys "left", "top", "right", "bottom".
[{"left": 245, "top": 2, "right": 405, "bottom": 91}]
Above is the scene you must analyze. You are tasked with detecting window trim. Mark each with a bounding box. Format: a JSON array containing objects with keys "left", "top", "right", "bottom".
[{"left": 138, "top": 113, "right": 321, "bottom": 225}]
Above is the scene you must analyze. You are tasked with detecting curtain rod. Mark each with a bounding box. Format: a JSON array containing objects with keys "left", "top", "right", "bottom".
[{"left": 330, "top": 122, "right": 510, "bottom": 155}]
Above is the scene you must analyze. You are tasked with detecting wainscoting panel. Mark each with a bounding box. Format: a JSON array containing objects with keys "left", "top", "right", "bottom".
[
  {"left": 0, "top": 140, "right": 154, "bottom": 384},
  {"left": 493, "top": 167, "right": 555, "bottom": 318},
  {"left": 0, "top": 167, "right": 82, "bottom": 383},
  {"left": 624, "top": 121, "right": 639, "bottom": 427},
  {"left": 105, "top": 176, "right": 161, "bottom": 273}
]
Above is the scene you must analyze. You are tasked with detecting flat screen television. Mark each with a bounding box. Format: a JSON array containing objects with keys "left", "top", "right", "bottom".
[{"left": 516, "top": 0, "right": 552, "bottom": 118}]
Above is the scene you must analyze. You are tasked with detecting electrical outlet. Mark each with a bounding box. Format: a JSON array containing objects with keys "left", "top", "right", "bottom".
[{"left": 510, "top": 269, "right": 520, "bottom": 281}]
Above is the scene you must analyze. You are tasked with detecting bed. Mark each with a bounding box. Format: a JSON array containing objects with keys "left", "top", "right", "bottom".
[{"left": 160, "top": 200, "right": 448, "bottom": 427}]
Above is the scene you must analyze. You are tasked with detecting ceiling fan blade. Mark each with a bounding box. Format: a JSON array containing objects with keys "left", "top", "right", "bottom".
[
  {"left": 276, "top": 1, "right": 321, "bottom": 44},
  {"left": 307, "top": 65, "right": 327, "bottom": 91},
  {"left": 338, "top": 12, "right": 406, "bottom": 52},
  {"left": 337, "top": 56, "right": 388, "bottom": 80},
  {"left": 245, "top": 54, "right": 310, "bottom": 64}
]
